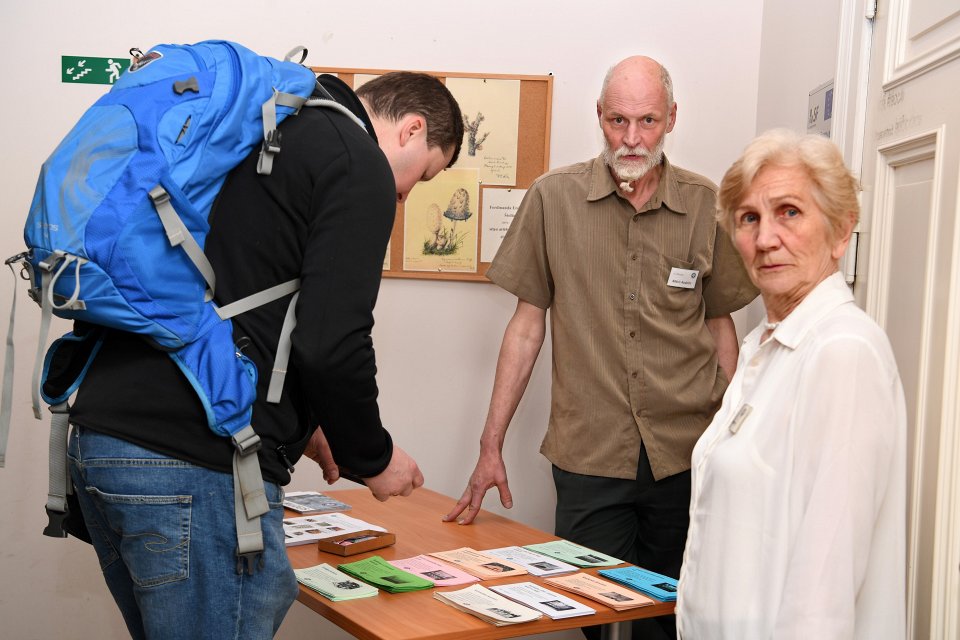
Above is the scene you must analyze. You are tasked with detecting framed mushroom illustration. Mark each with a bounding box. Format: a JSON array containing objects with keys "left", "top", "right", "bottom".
[{"left": 402, "top": 168, "right": 479, "bottom": 273}]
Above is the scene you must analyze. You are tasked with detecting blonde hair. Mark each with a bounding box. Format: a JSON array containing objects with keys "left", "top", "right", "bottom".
[{"left": 718, "top": 129, "right": 860, "bottom": 238}]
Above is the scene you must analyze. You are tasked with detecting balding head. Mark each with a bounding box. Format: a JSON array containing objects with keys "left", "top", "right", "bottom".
[
  {"left": 596, "top": 55, "right": 678, "bottom": 191},
  {"left": 599, "top": 56, "right": 674, "bottom": 113}
]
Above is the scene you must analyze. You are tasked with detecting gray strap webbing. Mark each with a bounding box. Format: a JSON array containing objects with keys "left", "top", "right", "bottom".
[
  {"left": 266, "top": 292, "right": 299, "bottom": 404},
  {"left": 43, "top": 402, "right": 71, "bottom": 538},
  {"left": 214, "top": 281, "right": 300, "bottom": 406},
  {"left": 31, "top": 269, "right": 56, "bottom": 420},
  {"left": 0, "top": 262, "right": 19, "bottom": 467},
  {"left": 47, "top": 253, "right": 86, "bottom": 312},
  {"left": 149, "top": 186, "right": 217, "bottom": 301},
  {"left": 257, "top": 91, "right": 309, "bottom": 176},
  {"left": 257, "top": 92, "right": 368, "bottom": 176},
  {"left": 232, "top": 425, "right": 269, "bottom": 574},
  {"left": 276, "top": 92, "right": 308, "bottom": 110},
  {"left": 283, "top": 46, "right": 308, "bottom": 64},
  {"left": 304, "top": 97, "right": 368, "bottom": 131},
  {"left": 28, "top": 252, "right": 88, "bottom": 423},
  {"left": 214, "top": 279, "right": 300, "bottom": 320}
]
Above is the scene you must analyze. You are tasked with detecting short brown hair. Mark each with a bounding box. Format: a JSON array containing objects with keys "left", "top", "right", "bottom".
[
  {"left": 718, "top": 129, "right": 860, "bottom": 239},
  {"left": 356, "top": 72, "right": 464, "bottom": 167}
]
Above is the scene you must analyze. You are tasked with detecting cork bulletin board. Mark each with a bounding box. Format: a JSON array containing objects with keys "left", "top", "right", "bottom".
[{"left": 311, "top": 67, "right": 553, "bottom": 282}]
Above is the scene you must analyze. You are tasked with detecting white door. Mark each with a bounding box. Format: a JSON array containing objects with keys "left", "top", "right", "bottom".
[{"left": 851, "top": 0, "right": 960, "bottom": 637}]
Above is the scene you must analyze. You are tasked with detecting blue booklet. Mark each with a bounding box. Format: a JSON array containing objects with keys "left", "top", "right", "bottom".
[{"left": 597, "top": 566, "right": 678, "bottom": 602}]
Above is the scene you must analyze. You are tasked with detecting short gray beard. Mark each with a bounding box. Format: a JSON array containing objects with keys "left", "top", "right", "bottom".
[{"left": 602, "top": 137, "right": 665, "bottom": 192}]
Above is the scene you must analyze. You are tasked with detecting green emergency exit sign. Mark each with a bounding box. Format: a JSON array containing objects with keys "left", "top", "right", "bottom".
[{"left": 61, "top": 56, "right": 128, "bottom": 85}]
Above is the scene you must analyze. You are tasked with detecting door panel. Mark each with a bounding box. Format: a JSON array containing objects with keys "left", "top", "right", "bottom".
[{"left": 857, "top": 0, "right": 960, "bottom": 637}]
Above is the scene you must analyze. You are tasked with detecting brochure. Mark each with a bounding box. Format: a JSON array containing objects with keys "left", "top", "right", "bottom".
[
  {"left": 433, "top": 584, "right": 542, "bottom": 626},
  {"left": 283, "top": 491, "right": 351, "bottom": 514},
  {"left": 490, "top": 582, "right": 596, "bottom": 620},
  {"left": 598, "top": 566, "right": 678, "bottom": 602},
  {"left": 388, "top": 555, "right": 480, "bottom": 587},
  {"left": 294, "top": 563, "right": 378, "bottom": 601},
  {"left": 483, "top": 545, "right": 579, "bottom": 577},
  {"left": 338, "top": 555, "right": 434, "bottom": 593},
  {"left": 523, "top": 540, "right": 623, "bottom": 568},
  {"left": 283, "top": 512, "right": 386, "bottom": 547},
  {"left": 544, "top": 573, "right": 654, "bottom": 611},
  {"left": 428, "top": 547, "right": 528, "bottom": 579}
]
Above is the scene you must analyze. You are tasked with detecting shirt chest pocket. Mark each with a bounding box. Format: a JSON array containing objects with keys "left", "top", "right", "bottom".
[{"left": 656, "top": 256, "right": 703, "bottom": 317}]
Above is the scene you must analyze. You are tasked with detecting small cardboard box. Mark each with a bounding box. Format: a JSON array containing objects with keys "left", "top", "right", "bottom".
[{"left": 316, "top": 530, "right": 396, "bottom": 556}]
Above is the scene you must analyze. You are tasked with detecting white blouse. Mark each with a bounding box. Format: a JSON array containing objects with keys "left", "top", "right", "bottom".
[{"left": 676, "top": 272, "right": 906, "bottom": 639}]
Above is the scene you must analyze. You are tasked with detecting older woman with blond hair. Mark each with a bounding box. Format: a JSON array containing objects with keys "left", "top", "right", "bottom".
[{"left": 675, "top": 130, "right": 906, "bottom": 639}]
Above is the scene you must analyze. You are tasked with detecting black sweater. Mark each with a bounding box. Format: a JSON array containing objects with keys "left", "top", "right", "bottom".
[{"left": 70, "top": 75, "right": 396, "bottom": 485}]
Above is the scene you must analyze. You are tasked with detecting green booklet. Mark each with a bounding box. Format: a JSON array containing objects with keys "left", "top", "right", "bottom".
[
  {"left": 338, "top": 555, "right": 435, "bottom": 593},
  {"left": 523, "top": 540, "right": 624, "bottom": 568},
  {"left": 295, "top": 563, "right": 379, "bottom": 601}
]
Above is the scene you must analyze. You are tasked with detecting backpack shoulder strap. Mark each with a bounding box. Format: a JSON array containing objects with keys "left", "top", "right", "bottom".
[
  {"left": 0, "top": 254, "right": 29, "bottom": 467},
  {"left": 257, "top": 92, "right": 368, "bottom": 176}
]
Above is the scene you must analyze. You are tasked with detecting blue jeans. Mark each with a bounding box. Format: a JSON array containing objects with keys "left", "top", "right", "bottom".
[{"left": 67, "top": 426, "right": 299, "bottom": 640}]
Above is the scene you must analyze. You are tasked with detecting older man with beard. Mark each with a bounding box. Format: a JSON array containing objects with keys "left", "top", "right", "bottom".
[{"left": 445, "top": 56, "right": 757, "bottom": 639}]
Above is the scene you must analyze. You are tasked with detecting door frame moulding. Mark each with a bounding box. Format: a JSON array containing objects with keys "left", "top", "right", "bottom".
[
  {"left": 885, "top": 0, "right": 960, "bottom": 88},
  {"left": 832, "top": 0, "right": 874, "bottom": 173},
  {"left": 931, "top": 158, "right": 960, "bottom": 640},
  {"left": 867, "top": 127, "right": 944, "bottom": 636}
]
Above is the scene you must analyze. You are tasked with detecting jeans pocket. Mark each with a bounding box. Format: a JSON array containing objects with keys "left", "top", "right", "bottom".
[{"left": 85, "top": 486, "right": 191, "bottom": 588}]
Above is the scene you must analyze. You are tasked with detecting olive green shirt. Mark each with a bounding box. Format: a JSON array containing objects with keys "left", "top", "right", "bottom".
[{"left": 486, "top": 156, "right": 758, "bottom": 480}]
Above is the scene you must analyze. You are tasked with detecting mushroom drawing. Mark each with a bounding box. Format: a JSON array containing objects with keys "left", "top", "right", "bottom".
[
  {"left": 426, "top": 203, "right": 443, "bottom": 250},
  {"left": 443, "top": 188, "right": 473, "bottom": 251}
]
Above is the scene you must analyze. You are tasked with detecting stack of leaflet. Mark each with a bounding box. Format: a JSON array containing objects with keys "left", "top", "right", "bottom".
[
  {"left": 523, "top": 540, "right": 624, "bottom": 568},
  {"left": 428, "top": 547, "right": 528, "bottom": 579},
  {"left": 490, "top": 582, "right": 596, "bottom": 620},
  {"left": 483, "top": 546, "right": 578, "bottom": 577},
  {"left": 433, "top": 584, "right": 542, "bottom": 626},
  {"left": 283, "top": 512, "right": 386, "bottom": 547},
  {"left": 598, "top": 566, "right": 678, "bottom": 602},
  {"left": 388, "top": 555, "right": 479, "bottom": 586},
  {"left": 544, "top": 573, "right": 654, "bottom": 611},
  {"left": 283, "top": 491, "right": 352, "bottom": 514},
  {"left": 294, "top": 563, "right": 378, "bottom": 601},
  {"left": 338, "top": 555, "right": 434, "bottom": 593}
]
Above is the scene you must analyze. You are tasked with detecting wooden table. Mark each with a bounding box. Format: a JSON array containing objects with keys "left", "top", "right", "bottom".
[{"left": 286, "top": 488, "right": 674, "bottom": 640}]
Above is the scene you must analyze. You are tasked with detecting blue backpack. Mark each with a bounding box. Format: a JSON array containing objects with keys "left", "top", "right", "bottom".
[{"left": 1, "top": 40, "right": 366, "bottom": 570}]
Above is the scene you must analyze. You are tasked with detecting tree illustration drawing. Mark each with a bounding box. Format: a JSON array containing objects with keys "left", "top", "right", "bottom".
[{"left": 463, "top": 112, "right": 490, "bottom": 156}]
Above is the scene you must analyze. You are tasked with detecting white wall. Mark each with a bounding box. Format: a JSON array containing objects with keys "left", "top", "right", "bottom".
[
  {"left": 0, "top": 1, "right": 764, "bottom": 638},
  {"left": 756, "top": 0, "right": 842, "bottom": 134},
  {"left": 741, "top": 0, "right": 846, "bottom": 327},
  {"left": 731, "top": 0, "right": 841, "bottom": 327}
]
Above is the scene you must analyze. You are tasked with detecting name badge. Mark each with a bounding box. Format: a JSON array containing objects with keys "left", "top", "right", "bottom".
[
  {"left": 728, "top": 404, "right": 752, "bottom": 434},
  {"left": 667, "top": 267, "right": 699, "bottom": 289}
]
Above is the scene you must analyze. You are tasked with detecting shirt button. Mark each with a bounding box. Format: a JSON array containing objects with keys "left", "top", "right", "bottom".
[
  {"left": 632, "top": 371, "right": 638, "bottom": 378},
  {"left": 629, "top": 331, "right": 636, "bottom": 338},
  {"left": 628, "top": 293, "right": 636, "bottom": 300},
  {"left": 631, "top": 254, "right": 638, "bottom": 261},
  {"left": 633, "top": 214, "right": 640, "bottom": 222}
]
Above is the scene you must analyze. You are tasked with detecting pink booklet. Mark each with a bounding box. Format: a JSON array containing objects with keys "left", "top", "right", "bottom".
[{"left": 388, "top": 554, "right": 480, "bottom": 586}]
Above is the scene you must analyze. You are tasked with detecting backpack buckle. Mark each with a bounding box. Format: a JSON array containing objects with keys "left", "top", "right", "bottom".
[
  {"left": 4, "top": 251, "right": 29, "bottom": 266},
  {"left": 263, "top": 129, "right": 282, "bottom": 155},
  {"left": 42, "top": 507, "right": 69, "bottom": 538},
  {"left": 173, "top": 77, "right": 200, "bottom": 95},
  {"left": 235, "top": 549, "right": 265, "bottom": 575},
  {"left": 231, "top": 428, "right": 262, "bottom": 457}
]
